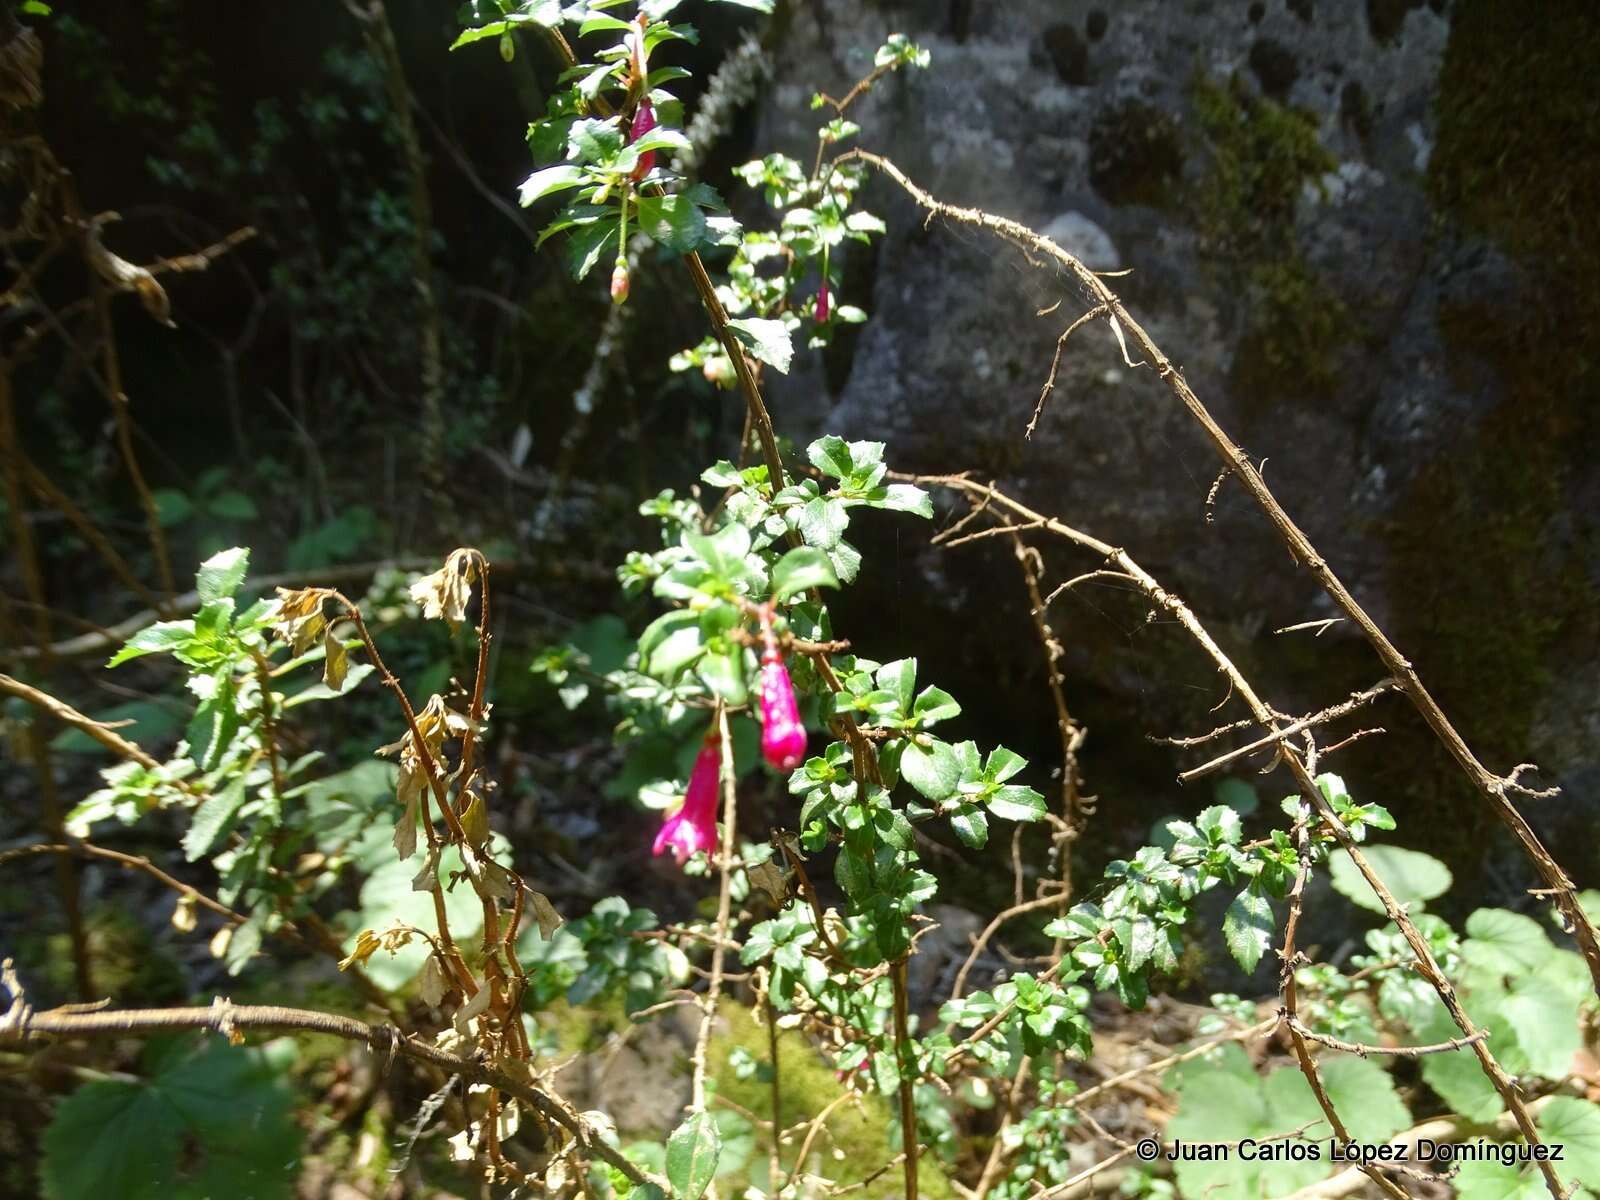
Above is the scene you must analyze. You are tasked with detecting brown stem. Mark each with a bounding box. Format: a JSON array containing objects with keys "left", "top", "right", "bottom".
[{"left": 889, "top": 956, "right": 919, "bottom": 1200}]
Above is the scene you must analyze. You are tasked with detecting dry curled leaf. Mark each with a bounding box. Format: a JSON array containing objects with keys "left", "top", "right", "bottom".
[
  {"left": 409, "top": 548, "right": 479, "bottom": 627},
  {"left": 527, "top": 889, "right": 564, "bottom": 940},
  {"left": 459, "top": 792, "right": 489, "bottom": 848},
  {"left": 411, "top": 845, "right": 440, "bottom": 893},
  {"left": 746, "top": 860, "right": 788, "bottom": 905},
  {"left": 322, "top": 625, "right": 349, "bottom": 690},
  {"left": 418, "top": 952, "right": 449, "bottom": 1007},
  {"left": 339, "top": 928, "right": 381, "bottom": 972},
  {"left": 452, "top": 978, "right": 493, "bottom": 1038},
  {"left": 272, "top": 587, "right": 332, "bottom": 655}
]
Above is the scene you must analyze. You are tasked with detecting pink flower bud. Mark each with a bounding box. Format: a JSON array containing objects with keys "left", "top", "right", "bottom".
[
  {"left": 815, "top": 278, "right": 830, "bottom": 323},
  {"left": 758, "top": 647, "right": 807, "bottom": 771},
  {"left": 653, "top": 733, "right": 721, "bottom": 865},
  {"left": 610, "top": 259, "right": 629, "bottom": 305},
  {"left": 629, "top": 99, "right": 657, "bottom": 182}
]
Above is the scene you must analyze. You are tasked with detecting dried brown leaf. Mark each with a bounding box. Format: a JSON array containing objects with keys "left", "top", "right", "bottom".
[{"left": 322, "top": 626, "right": 349, "bottom": 691}]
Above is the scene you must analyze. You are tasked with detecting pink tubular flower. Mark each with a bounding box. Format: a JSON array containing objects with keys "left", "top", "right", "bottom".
[
  {"left": 815, "top": 278, "right": 830, "bottom": 323},
  {"left": 758, "top": 646, "right": 807, "bottom": 771},
  {"left": 629, "top": 99, "right": 657, "bottom": 182},
  {"left": 610, "top": 258, "right": 630, "bottom": 305},
  {"left": 653, "top": 733, "right": 721, "bottom": 865}
]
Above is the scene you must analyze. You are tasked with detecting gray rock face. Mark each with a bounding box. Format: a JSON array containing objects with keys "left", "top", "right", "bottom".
[{"left": 751, "top": 1, "right": 1596, "bottom": 886}]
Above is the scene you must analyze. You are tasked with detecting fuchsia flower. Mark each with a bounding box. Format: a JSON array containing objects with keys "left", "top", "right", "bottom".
[
  {"left": 815, "top": 278, "right": 830, "bottom": 323},
  {"left": 758, "top": 646, "right": 808, "bottom": 771},
  {"left": 629, "top": 99, "right": 657, "bottom": 182},
  {"left": 653, "top": 732, "right": 721, "bottom": 864},
  {"left": 610, "top": 259, "right": 630, "bottom": 305}
]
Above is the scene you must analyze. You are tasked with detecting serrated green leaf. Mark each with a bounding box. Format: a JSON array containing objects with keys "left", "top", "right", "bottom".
[
  {"left": 40, "top": 1040, "right": 299, "bottom": 1200},
  {"left": 635, "top": 193, "right": 707, "bottom": 254},
  {"left": 1329, "top": 844, "right": 1452, "bottom": 914},
  {"left": 181, "top": 778, "right": 248, "bottom": 862},
  {"left": 1222, "top": 885, "right": 1273, "bottom": 974},
  {"left": 107, "top": 620, "right": 196, "bottom": 667},
  {"left": 727, "top": 317, "right": 793, "bottom": 374}
]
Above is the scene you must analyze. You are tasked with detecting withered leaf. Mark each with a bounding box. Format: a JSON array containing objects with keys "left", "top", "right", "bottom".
[
  {"left": 393, "top": 776, "right": 421, "bottom": 862},
  {"left": 409, "top": 548, "right": 479, "bottom": 628},
  {"left": 459, "top": 793, "right": 489, "bottom": 848},
  {"left": 527, "top": 889, "right": 564, "bottom": 940},
  {"left": 322, "top": 626, "right": 349, "bottom": 690},
  {"left": 272, "top": 587, "right": 331, "bottom": 655},
  {"left": 339, "top": 928, "right": 381, "bottom": 971},
  {"left": 746, "top": 860, "right": 789, "bottom": 905},
  {"left": 411, "top": 846, "right": 441, "bottom": 893},
  {"left": 418, "top": 953, "right": 449, "bottom": 1007}
]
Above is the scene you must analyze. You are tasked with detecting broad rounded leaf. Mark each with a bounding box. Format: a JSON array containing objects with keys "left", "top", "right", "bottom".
[
  {"left": 1329, "top": 844, "right": 1452, "bottom": 914},
  {"left": 900, "top": 738, "right": 960, "bottom": 802}
]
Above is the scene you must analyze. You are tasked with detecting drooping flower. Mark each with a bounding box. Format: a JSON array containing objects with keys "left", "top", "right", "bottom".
[
  {"left": 815, "top": 277, "right": 830, "bottom": 323},
  {"left": 629, "top": 98, "right": 657, "bottom": 182},
  {"left": 758, "top": 646, "right": 807, "bottom": 771},
  {"left": 653, "top": 732, "right": 721, "bottom": 865},
  {"left": 610, "top": 258, "right": 630, "bottom": 305}
]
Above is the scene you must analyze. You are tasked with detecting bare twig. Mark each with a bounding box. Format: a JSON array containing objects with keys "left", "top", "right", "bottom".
[{"left": 839, "top": 148, "right": 1600, "bottom": 1008}]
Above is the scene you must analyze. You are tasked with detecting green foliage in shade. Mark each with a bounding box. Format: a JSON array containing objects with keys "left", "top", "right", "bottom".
[
  {"left": 1328, "top": 844, "right": 1452, "bottom": 914},
  {"left": 40, "top": 1038, "right": 300, "bottom": 1200},
  {"left": 1166, "top": 1044, "right": 1409, "bottom": 1200},
  {"left": 1452, "top": 1099, "right": 1600, "bottom": 1200}
]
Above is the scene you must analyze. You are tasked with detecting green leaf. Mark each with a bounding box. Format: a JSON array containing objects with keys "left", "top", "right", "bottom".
[
  {"left": 1540, "top": 1097, "right": 1600, "bottom": 1183},
  {"left": 639, "top": 610, "right": 704, "bottom": 680},
  {"left": 195, "top": 547, "right": 250, "bottom": 605},
  {"left": 666, "top": 1111, "right": 722, "bottom": 1200},
  {"left": 697, "top": 645, "right": 750, "bottom": 707},
  {"left": 1222, "top": 885, "right": 1273, "bottom": 974},
  {"left": 727, "top": 317, "right": 793, "bottom": 374},
  {"left": 1329, "top": 845, "right": 1452, "bottom": 914},
  {"left": 949, "top": 809, "right": 988, "bottom": 849},
  {"left": 152, "top": 487, "right": 193, "bottom": 527},
  {"left": 636, "top": 193, "right": 707, "bottom": 254},
  {"left": 566, "top": 216, "right": 620, "bottom": 280},
  {"left": 770, "top": 546, "right": 838, "bottom": 599},
  {"left": 1462, "top": 908, "right": 1555, "bottom": 977},
  {"left": 864, "top": 482, "right": 933, "bottom": 517},
  {"left": 40, "top": 1039, "right": 299, "bottom": 1200},
  {"left": 900, "top": 738, "right": 960, "bottom": 802},
  {"left": 807, "top": 435, "right": 854, "bottom": 479},
  {"left": 987, "top": 785, "right": 1046, "bottom": 823},
  {"left": 567, "top": 116, "right": 624, "bottom": 165},
  {"left": 181, "top": 777, "right": 248, "bottom": 861},
  {"left": 208, "top": 491, "right": 257, "bottom": 521},
  {"left": 1501, "top": 986, "right": 1581, "bottom": 1078},
  {"left": 518, "top": 164, "right": 586, "bottom": 206},
  {"left": 107, "top": 620, "right": 196, "bottom": 667}
]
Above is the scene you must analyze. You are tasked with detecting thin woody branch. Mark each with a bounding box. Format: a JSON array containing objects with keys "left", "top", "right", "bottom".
[{"left": 840, "top": 147, "right": 1600, "bottom": 1009}]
